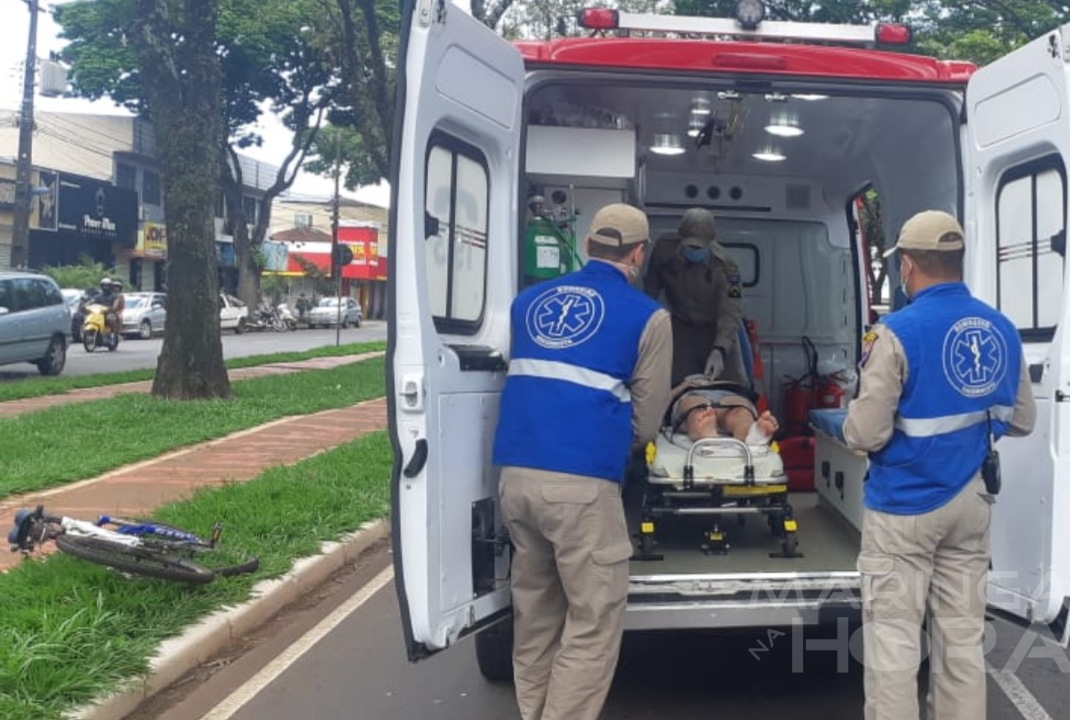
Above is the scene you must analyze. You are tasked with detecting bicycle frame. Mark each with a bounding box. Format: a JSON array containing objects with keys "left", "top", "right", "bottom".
[{"left": 59, "top": 517, "right": 141, "bottom": 547}]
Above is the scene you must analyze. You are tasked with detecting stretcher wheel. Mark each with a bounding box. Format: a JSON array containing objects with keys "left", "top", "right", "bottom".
[
  {"left": 641, "top": 532, "right": 656, "bottom": 557},
  {"left": 782, "top": 533, "right": 798, "bottom": 558}
]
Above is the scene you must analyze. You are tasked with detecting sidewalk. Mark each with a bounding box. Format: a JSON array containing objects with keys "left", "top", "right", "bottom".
[{"left": 0, "top": 351, "right": 389, "bottom": 573}]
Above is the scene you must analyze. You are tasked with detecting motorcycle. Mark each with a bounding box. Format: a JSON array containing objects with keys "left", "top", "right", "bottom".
[
  {"left": 82, "top": 303, "right": 120, "bottom": 352},
  {"left": 276, "top": 303, "right": 298, "bottom": 331}
]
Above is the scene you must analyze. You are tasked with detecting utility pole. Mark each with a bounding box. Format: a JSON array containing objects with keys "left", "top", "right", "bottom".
[
  {"left": 11, "top": 0, "right": 40, "bottom": 269},
  {"left": 332, "top": 131, "right": 342, "bottom": 347}
]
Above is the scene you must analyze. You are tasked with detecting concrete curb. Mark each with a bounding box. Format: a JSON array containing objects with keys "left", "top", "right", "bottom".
[{"left": 70, "top": 518, "right": 390, "bottom": 720}]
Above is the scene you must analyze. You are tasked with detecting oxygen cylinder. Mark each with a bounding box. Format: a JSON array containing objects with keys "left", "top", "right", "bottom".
[{"left": 525, "top": 215, "right": 568, "bottom": 282}]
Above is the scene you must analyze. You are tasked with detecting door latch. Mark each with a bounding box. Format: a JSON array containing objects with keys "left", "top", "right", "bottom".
[{"left": 399, "top": 373, "right": 424, "bottom": 411}]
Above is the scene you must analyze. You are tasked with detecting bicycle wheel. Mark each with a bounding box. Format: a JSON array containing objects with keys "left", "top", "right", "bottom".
[
  {"left": 56, "top": 535, "right": 215, "bottom": 584},
  {"left": 212, "top": 554, "right": 261, "bottom": 577}
]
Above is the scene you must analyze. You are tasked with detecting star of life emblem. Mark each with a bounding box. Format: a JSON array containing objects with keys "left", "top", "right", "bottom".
[
  {"left": 526, "top": 285, "right": 605, "bottom": 349},
  {"left": 941, "top": 317, "right": 1008, "bottom": 398}
]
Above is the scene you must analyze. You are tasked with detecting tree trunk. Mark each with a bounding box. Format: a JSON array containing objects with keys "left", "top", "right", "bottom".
[{"left": 133, "top": 0, "right": 231, "bottom": 400}]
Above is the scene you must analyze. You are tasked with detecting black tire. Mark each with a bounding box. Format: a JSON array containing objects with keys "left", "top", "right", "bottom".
[
  {"left": 139, "top": 319, "right": 152, "bottom": 339},
  {"left": 56, "top": 534, "right": 215, "bottom": 584},
  {"left": 36, "top": 335, "right": 66, "bottom": 376},
  {"left": 475, "top": 619, "right": 514, "bottom": 683},
  {"left": 213, "top": 554, "right": 260, "bottom": 577},
  {"left": 83, "top": 329, "right": 97, "bottom": 353},
  {"left": 102, "top": 520, "right": 259, "bottom": 577},
  {"left": 782, "top": 533, "right": 799, "bottom": 557}
]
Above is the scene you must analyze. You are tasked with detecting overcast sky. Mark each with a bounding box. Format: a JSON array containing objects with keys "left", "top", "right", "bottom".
[{"left": 0, "top": 1, "right": 391, "bottom": 207}]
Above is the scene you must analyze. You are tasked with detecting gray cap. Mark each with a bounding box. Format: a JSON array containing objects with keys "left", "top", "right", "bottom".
[
  {"left": 678, "top": 208, "right": 717, "bottom": 247},
  {"left": 587, "top": 203, "right": 650, "bottom": 247}
]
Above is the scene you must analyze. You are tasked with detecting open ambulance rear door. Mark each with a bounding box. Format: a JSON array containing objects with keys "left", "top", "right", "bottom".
[
  {"left": 964, "top": 25, "right": 1070, "bottom": 641},
  {"left": 388, "top": 0, "right": 523, "bottom": 659}
]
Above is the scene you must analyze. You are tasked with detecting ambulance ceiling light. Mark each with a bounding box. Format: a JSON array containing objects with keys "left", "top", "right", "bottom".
[
  {"left": 690, "top": 93, "right": 712, "bottom": 116},
  {"left": 765, "top": 113, "right": 803, "bottom": 137},
  {"left": 651, "top": 133, "right": 686, "bottom": 155},
  {"left": 792, "top": 93, "right": 829, "bottom": 101},
  {"left": 687, "top": 114, "right": 705, "bottom": 138},
  {"left": 752, "top": 146, "right": 786, "bottom": 162}
]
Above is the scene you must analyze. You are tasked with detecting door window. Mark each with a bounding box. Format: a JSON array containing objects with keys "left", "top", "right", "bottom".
[
  {"left": 424, "top": 134, "right": 490, "bottom": 333},
  {"left": 996, "top": 156, "right": 1067, "bottom": 341}
]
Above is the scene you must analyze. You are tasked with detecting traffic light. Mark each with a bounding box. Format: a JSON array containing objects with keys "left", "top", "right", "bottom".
[{"left": 332, "top": 243, "right": 354, "bottom": 268}]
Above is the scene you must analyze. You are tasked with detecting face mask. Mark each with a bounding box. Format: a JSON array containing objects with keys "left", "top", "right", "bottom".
[
  {"left": 899, "top": 261, "right": 912, "bottom": 303},
  {"left": 682, "top": 245, "right": 710, "bottom": 263}
]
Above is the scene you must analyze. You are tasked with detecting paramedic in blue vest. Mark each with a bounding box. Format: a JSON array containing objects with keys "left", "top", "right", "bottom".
[
  {"left": 493, "top": 203, "right": 672, "bottom": 720},
  {"left": 844, "top": 210, "right": 1035, "bottom": 720}
]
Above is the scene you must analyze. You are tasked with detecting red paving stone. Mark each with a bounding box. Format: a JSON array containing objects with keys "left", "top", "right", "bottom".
[{"left": 0, "top": 368, "right": 388, "bottom": 572}]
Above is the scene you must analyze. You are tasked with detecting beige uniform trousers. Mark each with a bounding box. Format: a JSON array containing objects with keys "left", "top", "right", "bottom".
[
  {"left": 499, "top": 467, "right": 634, "bottom": 720},
  {"left": 858, "top": 474, "right": 993, "bottom": 720}
]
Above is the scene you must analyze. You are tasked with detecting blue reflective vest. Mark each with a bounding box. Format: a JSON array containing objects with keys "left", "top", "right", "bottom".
[
  {"left": 492, "top": 261, "right": 660, "bottom": 482},
  {"left": 866, "top": 283, "right": 1021, "bottom": 514}
]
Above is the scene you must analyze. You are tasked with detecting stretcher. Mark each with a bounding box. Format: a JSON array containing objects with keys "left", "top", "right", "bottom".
[{"left": 634, "top": 429, "right": 801, "bottom": 561}]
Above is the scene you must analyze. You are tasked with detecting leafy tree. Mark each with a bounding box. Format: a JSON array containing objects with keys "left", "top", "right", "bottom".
[
  {"left": 127, "top": 0, "right": 231, "bottom": 399},
  {"left": 55, "top": 0, "right": 339, "bottom": 308}
]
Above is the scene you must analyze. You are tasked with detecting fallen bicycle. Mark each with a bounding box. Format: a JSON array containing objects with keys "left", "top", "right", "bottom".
[{"left": 8, "top": 505, "right": 259, "bottom": 584}]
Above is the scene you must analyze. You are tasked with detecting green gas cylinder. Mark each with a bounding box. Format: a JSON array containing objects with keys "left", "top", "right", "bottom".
[{"left": 525, "top": 216, "right": 567, "bottom": 281}]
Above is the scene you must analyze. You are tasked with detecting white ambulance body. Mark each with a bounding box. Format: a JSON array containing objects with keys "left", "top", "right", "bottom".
[{"left": 388, "top": 0, "right": 1070, "bottom": 676}]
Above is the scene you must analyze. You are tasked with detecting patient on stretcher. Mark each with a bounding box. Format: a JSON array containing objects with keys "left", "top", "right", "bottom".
[{"left": 670, "top": 378, "right": 779, "bottom": 447}]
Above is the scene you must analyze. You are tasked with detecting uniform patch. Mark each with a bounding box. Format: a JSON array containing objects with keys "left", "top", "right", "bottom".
[
  {"left": 859, "top": 330, "right": 879, "bottom": 367},
  {"left": 942, "top": 316, "right": 1008, "bottom": 397},
  {"left": 525, "top": 285, "right": 606, "bottom": 350},
  {"left": 726, "top": 271, "right": 742, "bottom": 298}
]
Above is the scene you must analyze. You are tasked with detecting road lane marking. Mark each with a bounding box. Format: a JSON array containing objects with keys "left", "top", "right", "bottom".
[
  {"left": 200, "top": 565, "right": 394, "bottom": 720},
  {"left": 991, "top": 669, "right": 1053, "bottom": 720}
]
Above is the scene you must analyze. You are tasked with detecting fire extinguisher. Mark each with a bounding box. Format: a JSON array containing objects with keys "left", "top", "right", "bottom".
[
  {"left": 781, "top": 336, "right": 821, "bottom": 435},
  {"left": 814, "top": 375, "right": 846, "bottom": 409}
]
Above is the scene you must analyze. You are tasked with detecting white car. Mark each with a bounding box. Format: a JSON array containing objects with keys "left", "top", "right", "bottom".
[
  {"left": 307, "top": 296, "right": 363, "bottom": 328},
  {"left": 219, "top": 293, "right": 249, "bottom": 333}
]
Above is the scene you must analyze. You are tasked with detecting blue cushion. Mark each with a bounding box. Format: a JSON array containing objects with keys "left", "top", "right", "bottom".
[{"left": 809, "top": 408, "right": 848, "bottom": 443}]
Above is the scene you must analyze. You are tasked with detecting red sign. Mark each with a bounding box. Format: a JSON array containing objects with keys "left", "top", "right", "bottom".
[{"left": 338, "top": 225, "right": 380, "bottom": 280}]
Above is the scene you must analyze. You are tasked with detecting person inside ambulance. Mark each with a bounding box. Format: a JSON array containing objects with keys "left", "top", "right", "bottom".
[
  {"left": 643, "top": 207, "right": 745, "bottom": 386},
  {"left": 492, "top": 203, "right": 672, "bottom": 720},
  {"left": 672, "top": 385, "right": 778, "bottom": 445},
  {"left": 844, "top": 210, "right": 1036, "bottom": 720}
]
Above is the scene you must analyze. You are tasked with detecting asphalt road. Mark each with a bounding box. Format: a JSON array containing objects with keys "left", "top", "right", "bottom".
[
  {"left": 133, "top": 544, "right": 1070, "bottom": 720},
  {"left": 0, "top": 322, "right": 387, "bottom": 380}
]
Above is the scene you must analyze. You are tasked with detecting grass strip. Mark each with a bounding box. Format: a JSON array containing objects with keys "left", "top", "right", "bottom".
[
  {"left": 0, "top": 356, "right": 385, "bottom": 499},
  {"left": 0, "top": 340, "right": 386, "bottom": 403},
  {"left": 0, "top": 431, "right": 392, "bottom": 720}
]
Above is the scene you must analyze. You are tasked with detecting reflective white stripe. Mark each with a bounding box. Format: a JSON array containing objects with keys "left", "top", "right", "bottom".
[
  {"left": 508, "top": 358, "right": 631, "bottom": 402},
  {"left": 894, "top": 405, "right": 1015, "bottom": 438}
]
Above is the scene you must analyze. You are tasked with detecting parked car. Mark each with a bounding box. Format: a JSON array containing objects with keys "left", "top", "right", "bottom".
[
  {"left": 61, "top": 288, "right": 87, "bottom": 342},
  {"left": 219, "top": 293, "right": 249, "bottom": 333},
  {"left": 0, "top": 271, "right": 69, "bottom": 375},
  {"left": 121, "top": 292, "right": 167, "bottom": 339},
  {"left": 307, "top": 296, "right": 363, "bottom": 328}
]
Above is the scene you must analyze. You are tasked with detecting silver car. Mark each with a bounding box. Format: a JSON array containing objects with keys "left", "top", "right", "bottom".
[
  {"left": 307, "top": 296, "right": 363, "bottom": 328},
  {"left": 0, "top": 271, "right": 69, "bottom": 375},
  {"left": 121, "top": 292, "right": 167, "bottom": 339}
]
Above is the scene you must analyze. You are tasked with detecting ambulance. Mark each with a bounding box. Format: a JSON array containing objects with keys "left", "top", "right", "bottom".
[{"left": 387, "top": 0, "right": 1070, "bottom": 679}]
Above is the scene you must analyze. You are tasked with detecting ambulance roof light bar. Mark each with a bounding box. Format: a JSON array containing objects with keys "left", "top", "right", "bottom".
[{"left": 577, "top": 3, "right": 913, "bottom": 47}]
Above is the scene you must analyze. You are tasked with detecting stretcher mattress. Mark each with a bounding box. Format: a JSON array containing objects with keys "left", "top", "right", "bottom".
[
  {"left": 648, "top": 433, "right": 786, "bottom": 485},
  {"left": 808, "top": 409, "right": 848, "bottom": 443}
]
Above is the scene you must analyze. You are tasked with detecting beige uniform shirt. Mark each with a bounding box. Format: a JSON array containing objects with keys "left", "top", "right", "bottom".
[
  {"left": 844, "top": 324, "right": 1036, "bottom": 453},
  {"left": 630, "top": 309, "right": 673, "bottom": 447}
]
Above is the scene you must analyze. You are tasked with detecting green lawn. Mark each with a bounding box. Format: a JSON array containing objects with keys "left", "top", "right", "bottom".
[
  {"left": 0, "top": 357, "right": 386, "bottom": 499},
  {"left": 0, "top": 432, "right": 392, "bottom": 720},
  {"left": 0, "top": 341, "right": 386, "bottom": 403}
]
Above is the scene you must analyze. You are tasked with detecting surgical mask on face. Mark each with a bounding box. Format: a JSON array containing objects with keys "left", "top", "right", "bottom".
[
  {"left": 682, "top": 245, "right": 711, "bottom": 263},
  {"left": 899, "top": 260, "right": 913, "bottom": 303}
]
